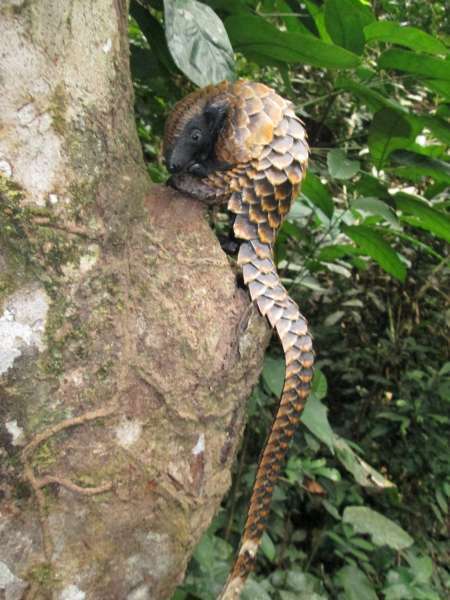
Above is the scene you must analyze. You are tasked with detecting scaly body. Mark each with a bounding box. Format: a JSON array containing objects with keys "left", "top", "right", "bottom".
[{"left": 164, "top": 80, "right": 314, "bottom": 599}]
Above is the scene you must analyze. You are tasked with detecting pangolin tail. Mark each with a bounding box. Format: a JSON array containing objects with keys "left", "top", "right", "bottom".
[{"left": 219, "top": 240, "right": 314, "bottom": 599}]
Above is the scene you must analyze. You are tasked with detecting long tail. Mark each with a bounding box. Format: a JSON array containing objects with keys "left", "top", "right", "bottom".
[{"left": 219, "top": 240, "right": 314, "bottom": 599}]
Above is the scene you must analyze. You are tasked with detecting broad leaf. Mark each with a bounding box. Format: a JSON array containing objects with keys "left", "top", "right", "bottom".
[
  {"left": 352, "top": 197, "right": 400, "bottom": 229},
  {"left": 262, "top": 355, "right": 285, "bottom": 397},
  {"left": 335, "top": 437, "right": 395, "bottom": 489},
  {"left": 343, "top": 506, "right": 414, "bottom": 550},
  {"left": 418, "top": 115, "right": 450, "bottom": 146},
  {"left": 318, "top": 244, "right": 361, "bottom": 262},
  {"left": 260, "top": 532, "right": 276, "bottom": 562},
  {"left": 324, "top": 0, "right": 374, "bottom": 55},
  {"left": 242, "top": 579, "right": 272, "bottom": 600},
  {"left": 337, "top": 565, "right": 379, "bottom": 600},
  {"left": 327, "top": 149, "right": 360, "bottom": 179},
  {"left": 379, "top": 49, "right": 450, "bottom": 81},
  {"left": 395, "top": 193, "right": 450, "bottom": 243},
  {"left": 303, "top": 372, "right": 335, "bottom": 454},
  {"left": 390, "top": 150, "right": 450, "bottom": 184},
  {"left": 336, "top": 76, "right": 403, "bottom": 113},
  {"left": 354, "top": 173, "right": 391, "bottom": 200},
  {"left": 342, "top": 225, "right": 406, "bottom": 281},
  {"left": 365, "top": 21, "right": 447, "bottom": 55},
  {"left": 164, "top": 0, "right": 235, "bottom": 86},
  {"left": 131, "top": 1, "right": 176, "bottom": 73},
  {"left": 368, "top": 108, "right": 413, "bottom": 169},
  {"left": 225, "top": 16, "right": 361, "bottom": 69},
  {"left": 424, "top": 79, "right": 450, "bottom": 99},
  {"left": 301, "top": 172, "right": 334, "bottom": 218}
]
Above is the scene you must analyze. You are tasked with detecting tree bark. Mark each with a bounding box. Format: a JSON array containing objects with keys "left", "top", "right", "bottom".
[{"left": 0, "top": 2, "right": 268, "bottom": 599}]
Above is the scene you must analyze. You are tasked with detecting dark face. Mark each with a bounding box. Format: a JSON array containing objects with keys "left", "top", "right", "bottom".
[{"left": 165, "top": 102, "right": 227, "bottom": 175}]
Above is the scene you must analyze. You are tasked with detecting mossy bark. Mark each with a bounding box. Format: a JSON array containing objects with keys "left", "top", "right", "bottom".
[{"left": 0, "top": 2, "right": 269, "bottom": 599}]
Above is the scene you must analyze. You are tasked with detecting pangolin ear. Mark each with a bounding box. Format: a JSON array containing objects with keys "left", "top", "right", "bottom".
[{"left": 204, "top": 100, "right": 228, "bottom": 135}]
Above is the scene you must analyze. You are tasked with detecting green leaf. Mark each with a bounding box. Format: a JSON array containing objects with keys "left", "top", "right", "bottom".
[
  {"left": 164, "top": 0, "right": 235, "bottom": 86},
  {"left": 303, "top": 0, "right": 332, "bottom": 43},
  {"left": 260, "top": 532, "right": 276, "bottom": 562},
  {"left": 406, "top": 553, "right": 433, "bottom": 584},
  {"left": 424, "top": 79, "right": 450, "bottom": 99},
  {"left": 130, "top": 1, "right": 176, "bottom": 73},
  {"left": 342, "top": 225, "right": 406, "bottom": 281},
  {"left": 335, "top": 437, "right": 395, "bottom": 489},
  {"left": 390, "top": 150, "right": 450, "bottom": 184},
  {"left": 327, "top": 149, "right": 360, "bottom": 179},
  {"left": 365, "top": 21, "right": 447, "bottom": 55},
  {"left": 285, "top": 569, "right": 328, "bottom": 597},
  {"left": 262, "top": 355, "right": 285, "bottom": 397},
  {"left": 336, "top": 565, "right": 379, "bottom": 600},
  {"left": 241, "top": 578, "right": 272, "bottom": 600},
  {"left": 394, "top": 193, "right": 450, "bottom": 243},
  {"left": 336, "top": 76, "right": 402, "bottom": 112},
  {"left": 303, "top": 379, "right": 335, "bottom": 453},
  {"left": 276, "top": 0, "right": 315, "bottom": 36},
  {"left": 420, "top": 115, "right": 450, "bottom": 145},
  {"left": 311, "top": 369, "right": 328, "bottom": 401},
  {"left": 318, "top": 244, "right": 361, "bottom": 262},
  {"left": 351, "top": 197, "right": 400, "bottom": 229},
  {"left": 225, "top": 16, "right": 361, "bottom": 69},
  {"left": 301, "top": 172, "right": 334, "bottom": 218},
  {"left": 343, "top": 506, "right": 414, "bottom": 550},
  {"left": 368, "top": 108, "right": 413, "bottom": 169},
  {"left": 324, "top": 0, "right": 374, "bottom": 55},
  {"left": 379, "top": 49, "right": 450, "bottom": 81},
  {"left": 354, "top": 173, "right": 391, "bottom": 200}
]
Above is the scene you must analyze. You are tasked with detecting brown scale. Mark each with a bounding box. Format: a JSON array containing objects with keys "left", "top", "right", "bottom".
[{"left": 164, "top": 80, "right": 313, "bottom": 600}]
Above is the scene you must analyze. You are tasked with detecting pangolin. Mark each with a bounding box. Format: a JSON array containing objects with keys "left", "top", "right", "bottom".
[{"left": 163, "top": 80, "right": 314, "bottom": 599}]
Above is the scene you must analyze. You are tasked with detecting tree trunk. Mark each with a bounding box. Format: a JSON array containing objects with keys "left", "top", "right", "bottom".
[{"left": 0, "top": 2, "right": 268, "bottom": 598}]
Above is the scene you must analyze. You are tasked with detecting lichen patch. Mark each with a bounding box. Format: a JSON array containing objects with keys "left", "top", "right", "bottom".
[
  {"left": 0, "top": 561, "right": 27, "bottom": 600},
  {"left": 0, "top": 285, "right": 50, "bottom": 375},
  {"left": 5, "top": 420, "right": 25, "bottom": 446},
  {"left": 192, "top": 433, "right": 205, "bottom": 455},
  {"left": 60, "top": 584, "right": 86, "bottom": 600},
  {"left": 115, "top": 418, "right": 143, "bottom": 448}
]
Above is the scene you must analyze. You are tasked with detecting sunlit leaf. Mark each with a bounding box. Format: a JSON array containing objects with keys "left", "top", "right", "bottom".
[
  {"left": 226, "top": 15, "right": 361, "bottom": 69},
  {"left": 424, "top": 79, "right": 450, "bottom": 98},
  {"left": 303, "top": 376, "right": 335, "bottom": 453},
  {"left": 302, "top": 172, "right": 334, "bottom": 218},
  {"left": 352, "top": 197, "right": 400, "bottom": 229},
  {"left": 390, "top": 150, "right": 450, "bottom": 184},
  {"left": 335, "top": 437, "right": 395, "bottom": 489},
  {"left": 262, "top": 355, "right": 285, "bottom": 397},
  {"left": 342, "top": 225, "right": 406, "bottom": 281},
  {"left": 395, "top": 193, "right": 450, "bottom": 243},
  {"left": 327, "top": 149, "right": 360, "bottom": 179},
  {"left": 260, "top": 532, "right": 276, "bottom": 562},
  {"left": 379, "top": 49, "right": 450, "bottom": 81},
  {"left": 241, "top": 578, "right": 272, "bottom": 600},
  {"left": 131, "top": 1, "right": 176, "bottom": 73},
  {"left": 343, "top": 506, "right": 414, "bottom": 550},
  {"left": 365, "top": 21, "right": 447, "bottom": 55},
  {"left": 324, "top": 0, "right": 374, "bottom": 55},
  {"left": 304, "top": 0, "right": 332, "bottom": 43},
  {"left": 336, "top": 565, "right": 378, "bottom": 600},
  {"left": 164, "top": 0, "right": 235, "bottom": 86},
  {"left": 336, "top": 76, "right": 403, "bottom": 112},
  {"left": 420, "top": 115, "right": 450, "bottom": 146},
  {"left": 368, "top": 108, "right": 413, "bottom": 169}
]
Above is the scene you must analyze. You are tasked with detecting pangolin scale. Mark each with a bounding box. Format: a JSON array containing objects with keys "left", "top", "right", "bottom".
[{"left": 164, "top": 80, "right": 314, "bottom": 599}]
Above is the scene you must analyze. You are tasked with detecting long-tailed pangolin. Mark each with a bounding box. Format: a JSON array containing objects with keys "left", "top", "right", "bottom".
[{"left": 163, "top": 80, "right": 314, "bottom": 599}]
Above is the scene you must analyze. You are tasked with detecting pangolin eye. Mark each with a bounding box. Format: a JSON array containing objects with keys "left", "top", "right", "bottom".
[{"left": 191, "top": 129, "right": 202, "bottom": 142}]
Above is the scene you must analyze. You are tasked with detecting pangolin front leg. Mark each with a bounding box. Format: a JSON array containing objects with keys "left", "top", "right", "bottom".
[{"left": 163, "top": 79, "right": 314, "bottom": 599}]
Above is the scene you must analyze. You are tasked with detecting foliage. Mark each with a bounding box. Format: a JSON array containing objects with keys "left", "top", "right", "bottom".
[{"left": 128, "top": 0, "right": 449, "bottom": 598}]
